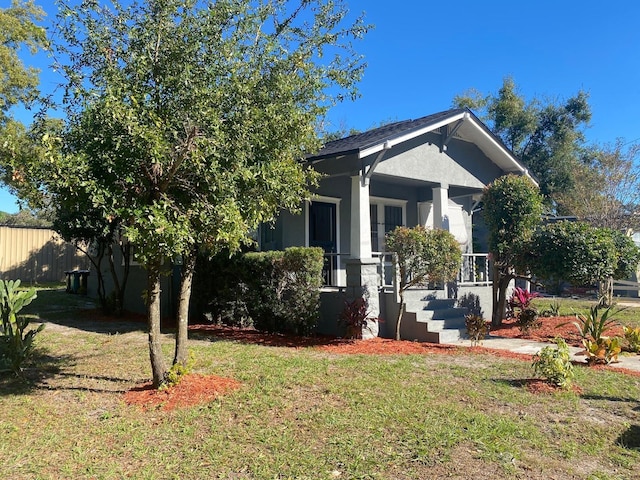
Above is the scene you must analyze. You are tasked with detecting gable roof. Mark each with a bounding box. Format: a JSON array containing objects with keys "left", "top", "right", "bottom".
[{"left": 309, "top": 108, "right": 535, "bottom": 182}]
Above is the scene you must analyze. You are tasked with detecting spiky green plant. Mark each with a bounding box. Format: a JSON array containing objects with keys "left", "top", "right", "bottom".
[{"left": 0, "top": 280, "right": 43, "bottom": 376}]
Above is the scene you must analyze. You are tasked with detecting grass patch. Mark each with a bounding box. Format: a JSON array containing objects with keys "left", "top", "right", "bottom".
[
  {"left": 533, "top": 297, "right": 640, "bottom": 328},
  {"left": 0, "top": 289, "right": 639, "bottom": 479}
]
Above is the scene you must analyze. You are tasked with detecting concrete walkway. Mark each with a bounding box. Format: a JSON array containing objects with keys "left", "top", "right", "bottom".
[{"left": 445, "top": 335, "right": 640, "bottom": 373}]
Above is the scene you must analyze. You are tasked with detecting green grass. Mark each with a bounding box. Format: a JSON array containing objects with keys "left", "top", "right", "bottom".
[
  {"left": 533, "top": 296, "right": 640, "bottom": 328},
  {"left": 1, "top": 289, "right": 640, "bottom": 479}
]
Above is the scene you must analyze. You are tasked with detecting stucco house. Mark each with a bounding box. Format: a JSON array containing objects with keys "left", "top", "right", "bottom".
[
  {"left": 89, "top": 108, "right": 535, "bottom": 340},
  {"left": 260, "top": 108, "right": 535, "bottom": 342}
]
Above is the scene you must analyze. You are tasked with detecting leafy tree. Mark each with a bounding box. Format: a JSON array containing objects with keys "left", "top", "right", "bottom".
[
  {"left": 46, "top": 0, "right": 369, "bottom": 387},
  {"left": 0, "top": 0, "right": 47, "bottom": 190},
  {"left": 481, "top": 175, "right": 544, "bottom": 326},
  {"left": 528, "top": 222, "right": 640, "bottom": 305},
  {"left": 0, "top": 208, "right": 51, "bottom": 227},
  {"left": 386, "top": 226, "right": 461, "bottom": 340},
  {"left": 555, "top": 140, "right": 640, "bottom": 230},
  {"left": 528, "top": 222, "right": 617, "bottom": 287},
  {"left": 454, "top": 77, "right": 591, "bottom": 205}
]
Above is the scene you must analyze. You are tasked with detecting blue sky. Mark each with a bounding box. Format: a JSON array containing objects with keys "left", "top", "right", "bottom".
[{"left": 2, "top": 0, "right": 640, "bottom": 212}]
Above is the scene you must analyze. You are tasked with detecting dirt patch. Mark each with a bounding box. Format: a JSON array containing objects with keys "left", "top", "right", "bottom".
[{"left": 523, "top": 378, "right": 583, "bottom": 395}]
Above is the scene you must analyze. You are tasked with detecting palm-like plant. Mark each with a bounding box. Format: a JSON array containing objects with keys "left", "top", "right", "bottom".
[{"left": 570, "top": 304, "right": 623, "bottom": 364}]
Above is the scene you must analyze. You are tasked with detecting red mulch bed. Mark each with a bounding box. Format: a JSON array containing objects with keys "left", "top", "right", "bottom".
[
  {"left": 490, "top": 315, "right": 624, "bottom": 347},
  {"left": 123, "top": 374, "right": 241, "bottom": 411},
  {"left": 523, "top": 379, "right": 583, "bottom": 395},
  {"left": 188, "top": 324, "right": 533, "bottom": 360}
]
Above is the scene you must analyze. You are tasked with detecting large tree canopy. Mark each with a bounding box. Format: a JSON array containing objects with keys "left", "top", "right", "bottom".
[
  {"left": 0, "top": 0, "right": 46, "bottom": 191},
  {"left": 454, "top": 77, "right": 591, "bottom": 204},
  {"left": 38, "top": 0, "right": 369, "bottom": 387},
  {"left": 555, "top": 140, "right": 640, "bottom": 230}
]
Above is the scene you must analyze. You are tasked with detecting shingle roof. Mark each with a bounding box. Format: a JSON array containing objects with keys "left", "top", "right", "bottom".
[{"left": 309, "top": 108, "right": 466, "bottom": 161}]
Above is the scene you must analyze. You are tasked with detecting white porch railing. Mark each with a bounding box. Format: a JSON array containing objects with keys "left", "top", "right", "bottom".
[
  {"left": 320, "top": 252, "right": 492, "bottom": 288},
  {"left": 457, "top": 253, "right": 492, "bottom": 286}
]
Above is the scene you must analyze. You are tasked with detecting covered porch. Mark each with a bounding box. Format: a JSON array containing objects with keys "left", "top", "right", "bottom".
[{"left": 265, "top": 108, "right": 533, "bottom": 340}]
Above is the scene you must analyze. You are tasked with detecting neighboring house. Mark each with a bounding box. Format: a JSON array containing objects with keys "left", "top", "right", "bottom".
[
  {"left": 0, "top": 225, "right": 88, "bottom": 283},
  {"left": 260, "top": 108, "right": 535, "bottom": 341}
]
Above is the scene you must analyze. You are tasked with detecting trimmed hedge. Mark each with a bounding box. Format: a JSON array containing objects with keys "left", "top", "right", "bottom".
[{"left": 192, "top": 247, "right": 324, "bottom": 336}]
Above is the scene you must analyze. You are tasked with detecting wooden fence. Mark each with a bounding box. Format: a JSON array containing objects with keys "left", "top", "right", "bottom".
[{"left": 0, "top": 225, "right": 89, "bottom": 284}]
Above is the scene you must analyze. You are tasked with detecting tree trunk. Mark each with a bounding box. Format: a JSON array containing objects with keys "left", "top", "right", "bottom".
[
  {"left": 173, "top": 247, "right": 197, "bottom": 367},
  {"left": 80, "top": 241, "right": 107, "bottom": 311},
  {"left": 395, "top": 290, "right": 405, "bottom": 341},
  {"left": 494, "top": 276, "right": 509, "bottom": 327},
  {"left": 491, "top": 263, "right": 501, "bottom": 327},
  {"left": 107, "top": 243, "right": 129, "bottom": 317},
  {"left": 492, "top": 264, "right": 512, "bottom": 327},
  {"left": 599, "top": 277, "right": 613, "bottom": 307},
  {"left": 146, "top": 258, "right": 168, "bottom": 388}
]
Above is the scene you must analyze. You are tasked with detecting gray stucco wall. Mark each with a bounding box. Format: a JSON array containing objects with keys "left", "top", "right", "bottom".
[{"left": 372, "top": 135, "right": 503, "bottom": 189}]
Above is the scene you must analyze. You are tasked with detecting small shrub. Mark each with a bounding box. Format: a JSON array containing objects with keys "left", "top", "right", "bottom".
[
  {"left": 508, "top": 286, "right": 540, "bottom": 312},
  {"left": 465, "top": 314, "right": 489, "bottom": 346},
  {"left": 339, "top": 297, "right": 377, "bottom": 339},
  {"left": 163, "top": 352, "right": 195, "bottom": 389},
  {"left": 0, "top": 279, "right": 43, "bottom": 376},
  {"left": 518, "top": 308, "right": 541, "bottom": 334},
  {"left": 623, "top": 326, "right": 640, "bottom": 353},
  {"left": 509, "top": 287, "right": 542, "bottom": 333},
  {"left": 532, "top": 337, "right": 574, "bottom": 389},
  {"left": 584, "top": 336, "right": 622, "bottom": 365}
]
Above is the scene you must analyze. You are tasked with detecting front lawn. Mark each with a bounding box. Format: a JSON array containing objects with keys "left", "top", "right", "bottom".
[{"left": 1, "top": 288, "right": 639, "bottom": 479}]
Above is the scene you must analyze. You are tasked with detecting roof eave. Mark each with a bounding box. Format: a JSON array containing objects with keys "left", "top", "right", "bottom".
[{"left": 358, "top": 111, "right": 468, "bottom": 159}]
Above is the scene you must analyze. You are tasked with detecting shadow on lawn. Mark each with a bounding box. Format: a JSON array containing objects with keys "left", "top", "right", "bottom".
[
  {"left": 23, "top": 288, "right": 147, "bottom": 335},
  {"left": 42, "top": 309, "right": 148, "bottom": 335},
  {"left": 617, "top": 424, "right": 640, "bottom": 450},
  {"left": 0, "top": 350, "right": 75, "bottom": 396}
]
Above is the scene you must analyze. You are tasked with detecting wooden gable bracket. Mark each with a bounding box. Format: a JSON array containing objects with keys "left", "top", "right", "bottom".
[
  {"left": 362, "top": 140, "right": 391, "bottom": 186},
  {"left": 440, "top": 119, "right": 464, "bottom": 152}
]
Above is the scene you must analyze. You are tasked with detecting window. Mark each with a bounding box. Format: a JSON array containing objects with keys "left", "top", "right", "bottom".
[{"left": 370, "top": 198, "right": 406, "bottom": 252}]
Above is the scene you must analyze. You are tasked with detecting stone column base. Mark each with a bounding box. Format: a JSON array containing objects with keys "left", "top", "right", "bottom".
[{"left": 345, "top": 258, "right": 380, "bottom": 340}]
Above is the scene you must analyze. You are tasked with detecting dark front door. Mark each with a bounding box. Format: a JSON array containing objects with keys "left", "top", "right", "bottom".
[{"left": 309, "top": 201, "right": 337, "bottom": 285}]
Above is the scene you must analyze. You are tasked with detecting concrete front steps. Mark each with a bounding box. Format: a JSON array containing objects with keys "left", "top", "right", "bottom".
[{"left": 400, "top": 289, "right": 468, "bottom": 343}]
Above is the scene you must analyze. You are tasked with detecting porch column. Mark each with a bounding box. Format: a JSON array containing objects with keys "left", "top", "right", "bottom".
[
  {"left": 432, "top": 183, "right": 449, "bottom": 231},
  {"left": 350, "top": 175, "right": 372, "bottom": 259},
  {"left": 346, "top": 174, "right": 379, "bottom": 339}
]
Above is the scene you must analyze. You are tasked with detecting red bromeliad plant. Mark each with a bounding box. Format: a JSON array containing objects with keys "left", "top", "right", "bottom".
[
  {"left": 509, "top": 287, "right": 540, "bottom": 311},
  {"left": 509, "top": 287, "right": 541, "bottom": 333}
]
